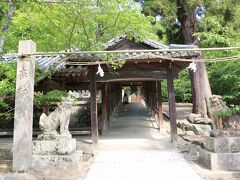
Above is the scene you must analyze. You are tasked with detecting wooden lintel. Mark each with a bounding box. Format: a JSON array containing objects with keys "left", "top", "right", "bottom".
[{"left": 97, "top": 71, "right": 168, "bottom": 82}]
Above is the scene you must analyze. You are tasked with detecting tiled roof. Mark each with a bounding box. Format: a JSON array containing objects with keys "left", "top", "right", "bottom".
[
  {"left": 104, "top": 35, "right": 169, "bottom": 50},
  {"left": 0, "top": 39, "right": 199, "bottom": 73},
  {"left": 0, "top": 53, "right": 66, "bottom": 71}
]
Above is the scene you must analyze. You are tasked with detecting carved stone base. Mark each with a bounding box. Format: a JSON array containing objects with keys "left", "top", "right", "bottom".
[
  {"left": 199, "top": 149, "right": 240, "bottom": 171},
  {"left": 31, "top": 151, "right": 82, "bottom": 177},
  {"left": 37, "top": 133, "right": 72, "bottom": 141},
  {"left": 33, "top": 139, "right": 76, "bottom": 155},
  {"left": 205, "top": 136, "right": 240, "bottom": 153}
]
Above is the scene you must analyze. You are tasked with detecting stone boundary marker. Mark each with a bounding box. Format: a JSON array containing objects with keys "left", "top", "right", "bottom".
[
  {"left": 200, "top": 135, "right": 240, "bottom": 171},
  {"left": 12, "top": 40, "right": 36, "bottom": 172}
]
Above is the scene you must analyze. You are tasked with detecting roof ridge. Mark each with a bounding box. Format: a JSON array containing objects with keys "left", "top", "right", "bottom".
[{"left": 105, "top": 35, "right": 169, "bottom": 50}]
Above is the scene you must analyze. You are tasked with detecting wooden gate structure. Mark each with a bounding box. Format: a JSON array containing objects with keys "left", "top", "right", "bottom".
[{"left": 2, "top": 37, "right": 199, "bottom": 171}]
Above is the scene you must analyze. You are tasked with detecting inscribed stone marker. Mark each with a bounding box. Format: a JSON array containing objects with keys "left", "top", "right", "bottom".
[{"left": 12, "top": 40, "right": 36, "bottom": 172}]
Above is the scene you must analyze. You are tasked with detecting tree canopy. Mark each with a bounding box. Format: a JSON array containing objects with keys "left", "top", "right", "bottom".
[
  {"left": 1, "top": 0, "right": 157, "bottom": 52},
  {"left": 140, "top": 0, "right": 240, "bottom": 106}
]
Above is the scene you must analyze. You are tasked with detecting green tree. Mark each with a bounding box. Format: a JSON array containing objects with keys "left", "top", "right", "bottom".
[
  {"left": 0, "top": 0, "right": 16, "bottom": 52},
  {"left": 3, "top": 0, "right": 157, "bottom": 52},
  {"left": 0, "top": 0, "right": 157, "bottom": 127},
  {"left": 195, "top": 1, "right": 240, "bottom": 106},
  {"left": 141, "top": 0, "right": 240, "bottom": 116}
]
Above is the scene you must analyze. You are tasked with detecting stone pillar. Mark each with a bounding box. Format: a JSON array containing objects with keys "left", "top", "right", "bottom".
[{"left": 12, "top": 40, "right": 36, "bottom": 172}]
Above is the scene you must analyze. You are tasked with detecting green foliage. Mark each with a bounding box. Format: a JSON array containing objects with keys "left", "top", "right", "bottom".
[
  {"left": 110, "top": 59, "right": 126, "bottom": 71},
  {"left": 0, "top": 60, "right": 61, "bottom": 128},
  {"left": 34, "top": 90, "right": 68, "bottom": 107},
  {"left": 195, "top": 17, "right": 231, "bottom": 48},
  {"left": 122, "top": 86, "right": 131, "bottom": 94},
  {"left": 3, "top": 1, "right": 157, "bottom": 52},
  {"left": 174, "top": 70, "right": 192, "bottom": 102},
  {"left": 0, "top": 62, "right": 16, "bottom": 96},
  {"left": 195, "top": 1, "right": 240, "bottom": 106},
  {"left": 0, "top": 62, "right": 16, "bottom": 128},
  {"left": 161, "top": 70, "right": 192, "bottom": 103},
  {"left": 142, "top": 0, "right": 240, "bottom": 106},
  {"left": 142, "top": 0, "right": 182, "bottom": 44},
  {"left": 207, "top": 61, "right": 240, "bottom": 105},
  {"left": 216, "top": 105, "right": 240, "bottom": 118}
]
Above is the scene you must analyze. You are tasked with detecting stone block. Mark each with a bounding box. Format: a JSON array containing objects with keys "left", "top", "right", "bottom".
[
  {"left": 229, "top": 137, "right": 240, "bottom": 152},
  {"left": 192, "top": 124, "right": 211, "bottom": 136},
  {"left": 199, "top": 149, "right": 240, "bottom": 171},
  {"left": 185, "top": 131, "right": 195, "bottom": 136},
  {"left": 31, "top": 151, "right": 82, "bottom": 177},
  {"left": 187, "top": 113, "right": 212, "bottom": 124},
  {"left": 205, "top": 137, "right": 240, "bottom": 153},
  {"left": 187, "top": 113, "right": 201, "bottom": 123},
  {"left": 33, "top": 139, "right": 76, "bottom": 155},
  {"left": 205, "top": 137, "right": 229, "bottom": 153}
]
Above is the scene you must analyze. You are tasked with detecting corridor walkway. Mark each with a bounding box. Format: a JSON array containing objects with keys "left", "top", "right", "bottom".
[{"left": 85, "top": 102, "right": 202, "bottom": 180}]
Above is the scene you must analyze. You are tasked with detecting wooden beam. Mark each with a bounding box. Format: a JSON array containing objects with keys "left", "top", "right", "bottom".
[
  {"left": 102, "top": 83, "right": 107, "bottom": 131},
  {"left": 96, "top": 71, "right": 168, "bottom": 82},
  {"left": 167, "top": 63, "right": 177, "bottom": 142},
  {"left": 157, "top": 81, "right": 164, "bottom": 133},
  {"left": 90, "top": 65, "right": 98, "bottom": 145},
  {"left": 119, "top": 62, "right": 168, "bottom": 71}
]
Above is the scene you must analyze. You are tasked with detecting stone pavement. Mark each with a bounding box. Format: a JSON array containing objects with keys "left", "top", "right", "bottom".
[{"left": 85, "top": 102, "right": 202, "bottom": 180}]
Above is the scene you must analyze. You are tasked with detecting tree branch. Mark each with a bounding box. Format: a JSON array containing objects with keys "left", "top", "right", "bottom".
[
  {"left": 61, "top": 2, "right": 92, "bottom": 48},
  {"left": 68, "top": 15, "right": 78, "bottom": 49},
  {"left": 0, "top": 0, "right": 16, "bottom": 52}
]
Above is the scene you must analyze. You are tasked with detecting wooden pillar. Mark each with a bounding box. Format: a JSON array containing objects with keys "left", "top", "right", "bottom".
[
  {"left": 13, "top": 40, "right": 36, "bottom": 172},
  {"left": 148, "top": 82, "right": 151, "bottom": 107},
  {"left": 144, "top": 83, "right": 147, "bottom": 105},
  {"left": 145, "top": 83, "right": 148, "bottom": 106},
  {"left": 90, "top": 65, "right": 98, "bottom": 145},
  {"left": 144, "top": 83, "right": 147, "bottom": 103},
  {"left": 151, "top": 82, "right": 154, "bottom": 109},
  {"left": 107, "top": 83, "right": 111, "bottom": 121},
  {"left": 102, "top": 83, "right": 107, "bottom": 130},
  {"left": 158, "top": 81, "right": 164, "bottom": 133},
  {"left": 167, "top": 63, "right": 177, "bottom": 142},
  {"left": 153, "top": 82, "right": 157, "bottom": 110},
  {"left": 151, "top": 82, "right": 154, "bottom": 110}
]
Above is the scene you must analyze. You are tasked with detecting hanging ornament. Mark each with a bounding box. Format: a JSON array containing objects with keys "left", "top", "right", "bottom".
[
  {"left": 188, "top": 61, "right": 197, "bottom": 72},
  {"left": 96, "top": 64, "right": 104, "bottom": 77}
]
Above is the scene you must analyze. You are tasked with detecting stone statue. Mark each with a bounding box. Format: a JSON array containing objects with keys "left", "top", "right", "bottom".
[
  {"left": 210, "top": 95, "right": 229, "bottom": 131},
  {"left": 38, "top": 97, "right": 72, "bottom": 140}
]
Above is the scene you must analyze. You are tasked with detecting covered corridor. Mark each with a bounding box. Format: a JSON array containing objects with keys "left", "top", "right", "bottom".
[
  {"left": 85, "top": 102, "right": 202, "bottom": 180},
  {"left": 3, "top": 38, "right": 200, "bottom": 173}
]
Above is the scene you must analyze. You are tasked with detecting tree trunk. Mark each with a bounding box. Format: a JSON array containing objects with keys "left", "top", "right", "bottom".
[
  {"left": 0, "top": 0, "right": 16, "bottom": 52},
  {"left": 176, "top": 0, "right": 212, "bottom": 118}
]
